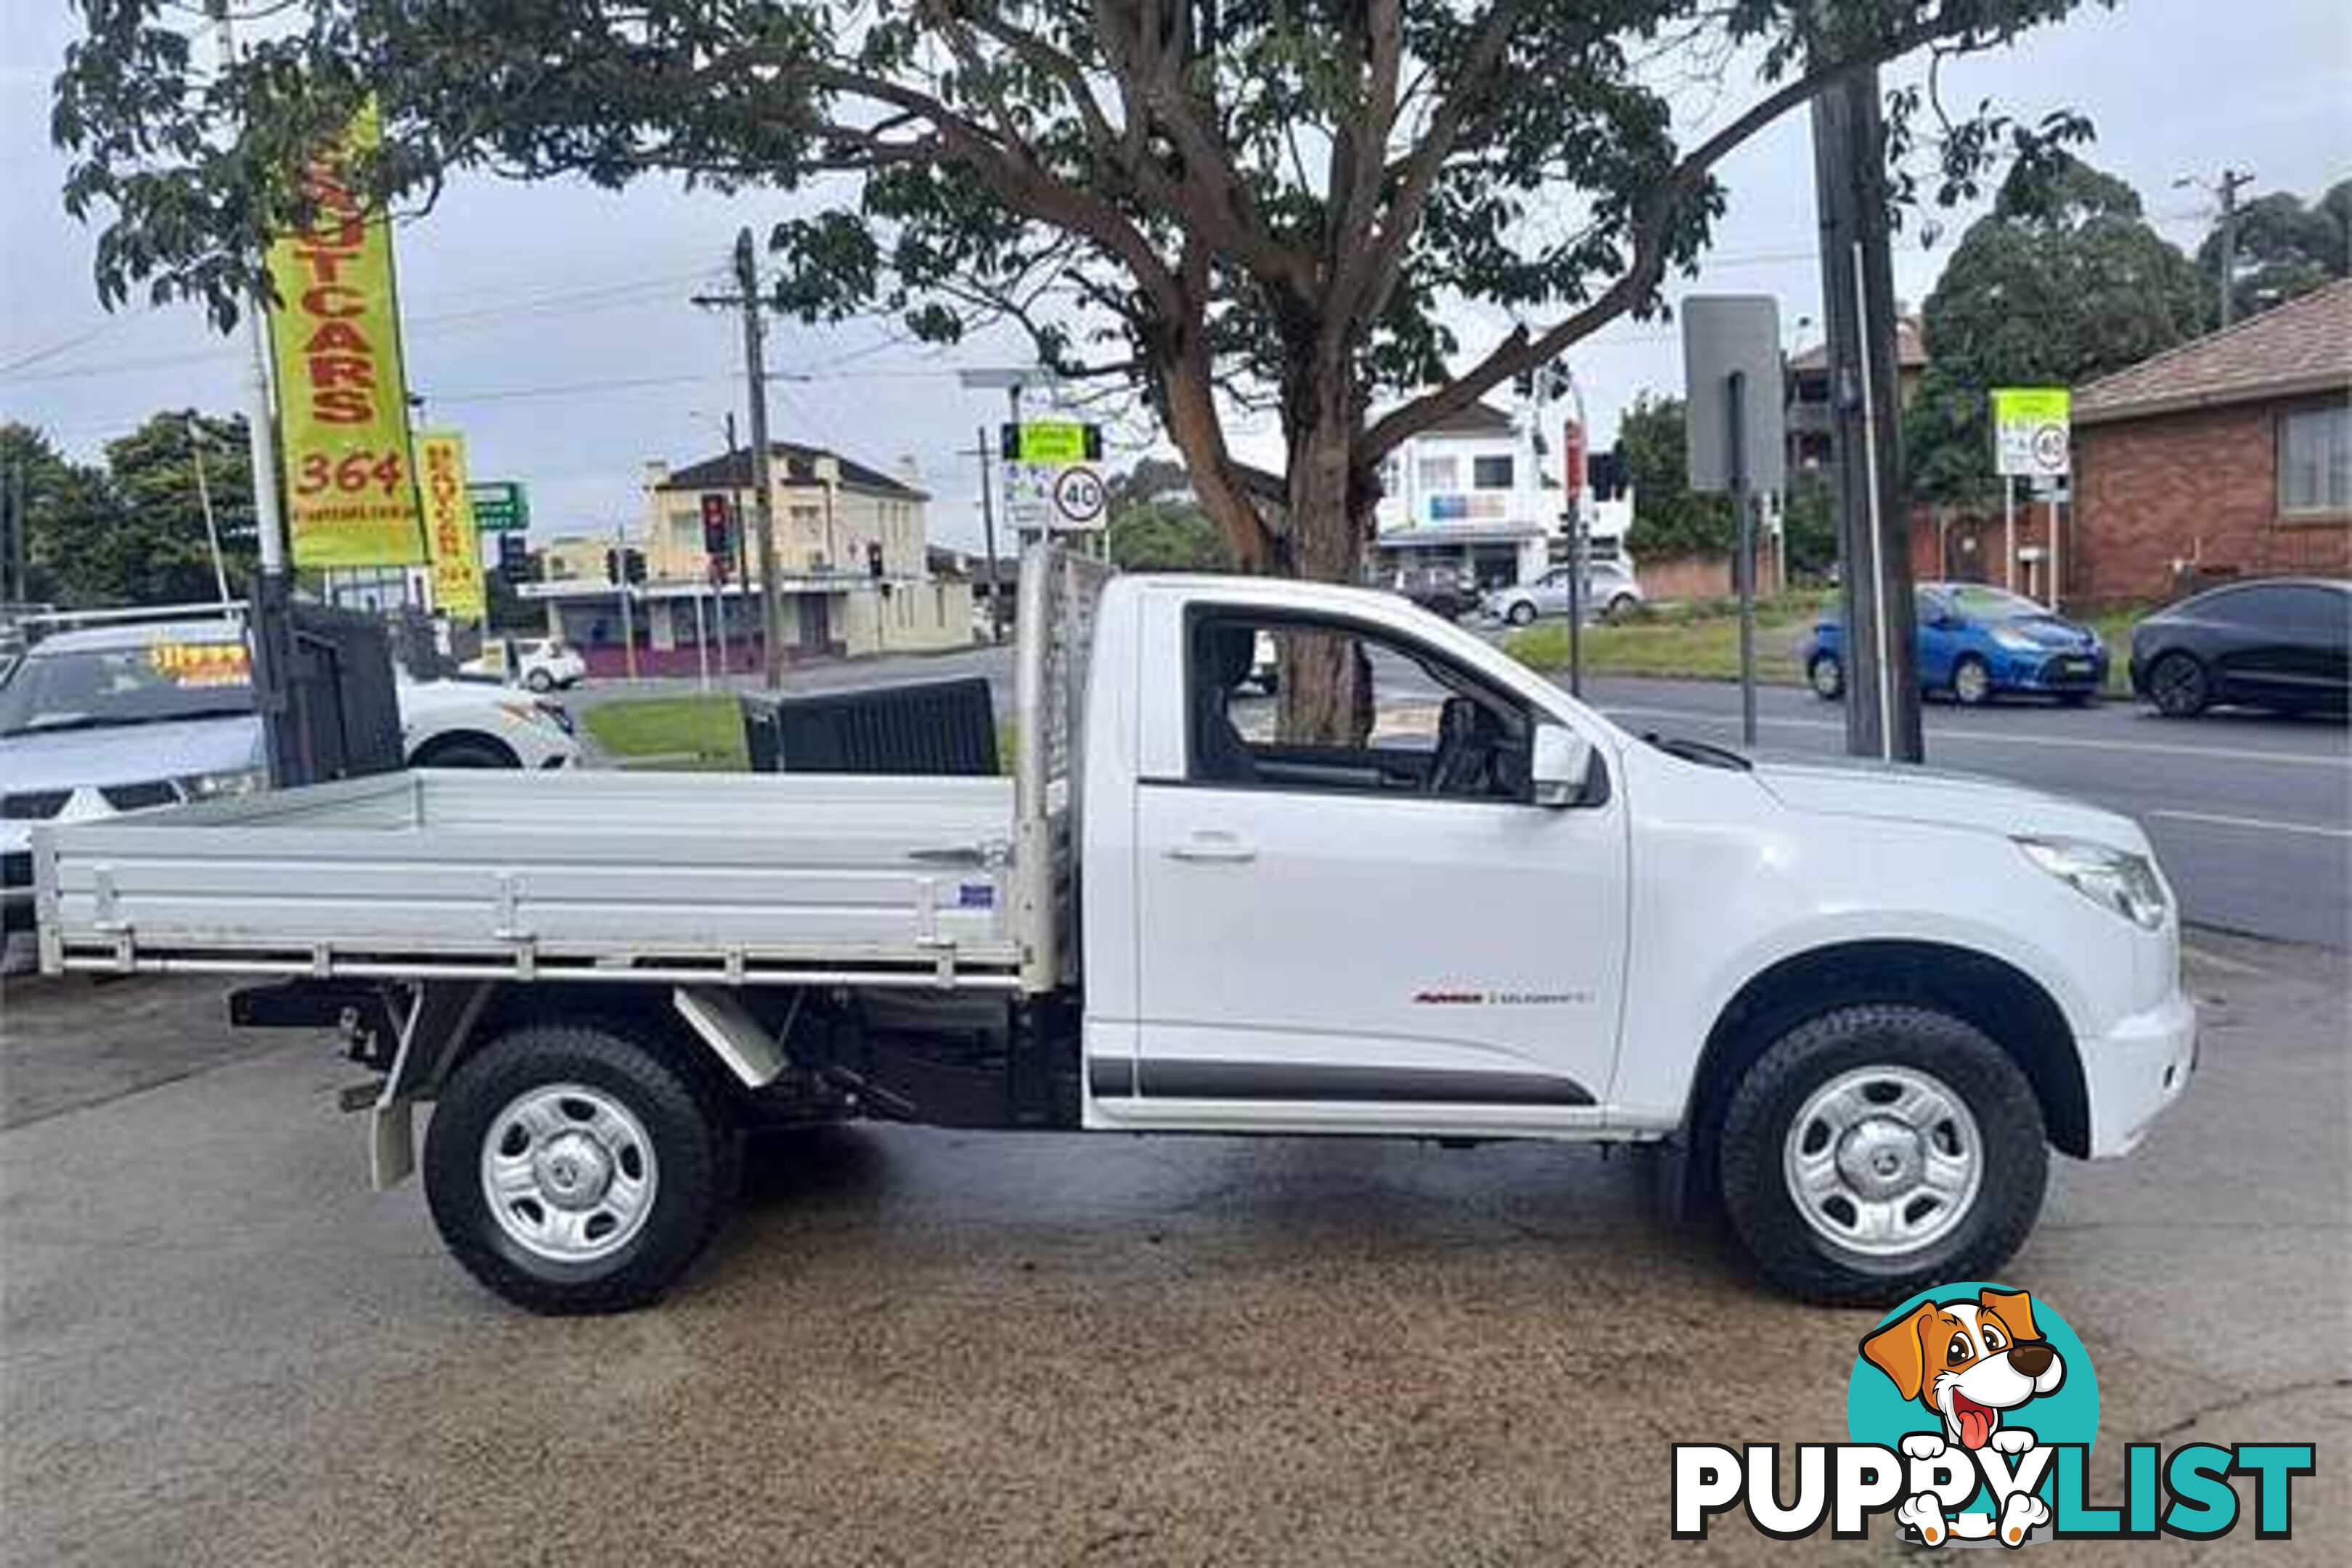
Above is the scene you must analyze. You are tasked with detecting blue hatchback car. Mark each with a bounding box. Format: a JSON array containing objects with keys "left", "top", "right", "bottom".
[{"left": 1802, "top": 583, "right": 2110, "bottom": 707}]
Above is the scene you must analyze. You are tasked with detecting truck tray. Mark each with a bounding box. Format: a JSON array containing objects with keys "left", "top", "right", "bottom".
[{"left": 35, "top": 769, "right": 1026, "bottom": 989}]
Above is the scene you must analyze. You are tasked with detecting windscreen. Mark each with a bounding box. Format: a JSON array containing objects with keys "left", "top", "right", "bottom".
[{"left": 0, "top": 639, "right": 254, "bottom": 736}]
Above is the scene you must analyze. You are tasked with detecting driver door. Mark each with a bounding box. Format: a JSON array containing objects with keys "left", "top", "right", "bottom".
[{"left": 1129, "top": 610, "right": 1628, "bottom": 1119}]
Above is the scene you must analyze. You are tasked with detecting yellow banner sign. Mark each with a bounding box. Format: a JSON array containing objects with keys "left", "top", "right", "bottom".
[
  {"left": 266, "top": 104, "right": 425, "bottom": 568},
  {"left": 417, "top": 430, "right": 485, "bottom": 621}
]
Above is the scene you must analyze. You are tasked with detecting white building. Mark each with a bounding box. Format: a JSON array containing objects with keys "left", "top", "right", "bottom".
[{"left": 1371, "top": 401, "right": 1629, "bottom": 590}]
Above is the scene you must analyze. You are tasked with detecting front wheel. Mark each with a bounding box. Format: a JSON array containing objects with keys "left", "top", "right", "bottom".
[
  {"left": 1808, "top": 652, "right": 1845, "bottom": 701},
  {"left": 1603, "top": 593, "right": 1638, "bottom": 624},
  {"left": 524, "top": 668, "right": 555, "bottom": 693},
  {"left": 1506, "top": 600, "right": 1537, "bottom": 627},
  {"left": 424, "top": 1021, "right": 740, "bottom": 1313},
  {"left": 2146, "top": 651, "right": 2210, "bottom": 718},
  {"left": 1951, "top": 654, "right": 1994, "bottom": 707},
  {"left": 1715, "top": 1004, "right": 2047, "bottom": 1305}
]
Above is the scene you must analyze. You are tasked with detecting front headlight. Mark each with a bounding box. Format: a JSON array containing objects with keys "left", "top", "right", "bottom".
[
  {"left": 179, "top": 767, "right": 266, "bottom": 801},
  {"left": 2016, "top": 836, "right": 2168, "bottom": 931},
  {"left": 1990, "top": 625, "right": 2038, "bottom": 652}
]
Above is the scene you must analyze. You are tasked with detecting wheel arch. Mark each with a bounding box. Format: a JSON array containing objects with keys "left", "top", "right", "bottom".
[
  {"left": 1684, "top": 939, "right": 2088, "bottom": 1161},
  {"left": 409, "top": 728, "right": 520, "bottom": 768}
]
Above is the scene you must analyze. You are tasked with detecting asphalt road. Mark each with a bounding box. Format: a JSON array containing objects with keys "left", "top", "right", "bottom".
[
  {"left": 570, "top": 644, "right": 2350, "bottom": 948},
  {"left": 4, "top": 934, "right": 2346, "bottom": 1564}
]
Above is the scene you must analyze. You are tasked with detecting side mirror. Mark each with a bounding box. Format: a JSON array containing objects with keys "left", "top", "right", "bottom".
[{"left": 1530, "top": 724, "right": 1597, "bottom": 808}]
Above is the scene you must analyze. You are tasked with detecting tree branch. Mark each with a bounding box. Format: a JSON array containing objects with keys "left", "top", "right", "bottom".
[{"left": 1365, "top": 18, "right": 1960, "bottom": 460}]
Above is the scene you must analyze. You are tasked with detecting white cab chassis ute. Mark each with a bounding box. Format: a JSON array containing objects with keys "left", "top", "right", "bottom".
[{"left": 33, "top": 551, "right": 2196, "bottom": 1313}]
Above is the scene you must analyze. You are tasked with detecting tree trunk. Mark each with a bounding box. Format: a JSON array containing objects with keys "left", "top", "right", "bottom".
[{"left": 1277, "top": 400, "right": 1371, "bottom": 745}]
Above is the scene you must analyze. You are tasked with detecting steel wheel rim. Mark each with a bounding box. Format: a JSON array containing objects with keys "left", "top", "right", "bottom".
[
  {"left": 480, "top": 1082, "right": 659, "bottom": 1263},
  {"left": 1955, "top": 661, "right": 1990, "bottom": 704},
  {"left": 1782, "top": 1064, "right": 1982, "bottom": 1259}
]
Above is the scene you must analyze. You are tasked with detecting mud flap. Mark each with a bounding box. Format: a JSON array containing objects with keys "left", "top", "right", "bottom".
[{"left": 371, "top": 1100, "right": 415, "bottom": 1191}]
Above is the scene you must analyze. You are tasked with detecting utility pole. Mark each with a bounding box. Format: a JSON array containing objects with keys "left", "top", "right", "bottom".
[
  {"left": 695, "top": 232, "right": 783, "bottom": 688},
  {"left": 187, "top": 416, "right": 232, "bottom": 604},
  {"left": 613, "top": 521, "right": 638, "bottom": 681},
  {"left": 965, "top": 428, "right": 1005, "bottom": 643},
  {"left": 2213, "top": 168, "right": 2255, "bottom": 328},
  {"left": 1809, "top": 64, "right": 1922, "bottom": 764}
]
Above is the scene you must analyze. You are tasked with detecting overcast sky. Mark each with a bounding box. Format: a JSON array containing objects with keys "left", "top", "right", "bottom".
[{"left": 3, "top": 1, "right": 2347, "bottom": 555}]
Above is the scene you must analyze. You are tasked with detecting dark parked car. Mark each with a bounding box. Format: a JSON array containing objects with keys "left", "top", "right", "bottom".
[
  {"left": 2129, "top": 578, "right": 2351, "bottom": 718},
  {"left": 1388, "top": 563, "right": 1474, "bottom": 620}
]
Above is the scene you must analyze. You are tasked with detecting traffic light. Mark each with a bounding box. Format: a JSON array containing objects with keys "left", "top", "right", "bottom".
[
  {"left": 496, "top": 533, "right": 529, "bottom": 583},
  {"left": 624, "top": 547, "right": 648, "bottom": 585},
  {"left": 865, "top": 539, "right": 885, "bottom": 580},
  {"left": 699, "top": 493, "right": 731, "bottom": 563},
  {"left": 603, "top": 547, "right": 621, "bottom": 584},
  {"left": 1588, "top": 447, "right": 1628, "bottom": 502}
]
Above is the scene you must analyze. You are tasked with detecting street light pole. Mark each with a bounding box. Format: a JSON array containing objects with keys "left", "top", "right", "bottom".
[{"left": 207, "top": 0, "right": 295, "bottom": 783}]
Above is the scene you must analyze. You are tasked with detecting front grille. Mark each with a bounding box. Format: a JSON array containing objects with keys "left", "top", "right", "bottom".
[
  {"left": 1, "top": 790, "right": 70, "bottom": 820},
  {"left": 100, "top": 780, "right": 179, "bottom": 811},
  {"left": 2038, "top": 655, "right": 2100, "bottom": 686}
]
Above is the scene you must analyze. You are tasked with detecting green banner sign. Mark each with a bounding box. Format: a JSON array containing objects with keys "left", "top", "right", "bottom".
[
  {"left": 1000, "top": 420, "right": 1101, "bottom": 464},
  {"left": 467, "top": 481, "right": 529, "bottom": 531}
]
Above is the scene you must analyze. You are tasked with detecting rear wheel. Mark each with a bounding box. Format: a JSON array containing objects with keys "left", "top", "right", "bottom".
[
  {"left": 1808, "top": 652, "right": 1845, "bottom": 701},
  {"left": 1604, "top": 593, "right": 1638, "bottom": 624},
  {"left": 424, "top": 1021, "right": 740, "bottom": 1313},
  {"left": 1951, "top": 655, "right": 1994, "bottom": 707},
  {"left": 524, "top": 668, "right": 555, "bottom": 693},
  {"left": 2147, "top": 651, "right": 2211, "bottom": 717},
  {"left": 1715, "top": 1004, "right": 2046, "bottom": 1305}
]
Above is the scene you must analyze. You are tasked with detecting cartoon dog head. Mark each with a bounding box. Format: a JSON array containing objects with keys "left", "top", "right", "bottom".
[{"left": 1861, "top": 1287, "right": 2065, "bottom": 1451}]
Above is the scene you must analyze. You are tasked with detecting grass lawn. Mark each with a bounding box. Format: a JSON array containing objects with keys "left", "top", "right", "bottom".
[
  {"left": 1504, "top": 593, "right": 1829, "bottom": 685},
  {"left": 580, "top": 696, "right": 748, "bottom": 769}
]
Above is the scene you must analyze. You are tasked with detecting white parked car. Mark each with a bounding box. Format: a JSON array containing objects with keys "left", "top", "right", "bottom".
[
  {"left": 33, "top": 552, "right": 2193, "bottom": 1314},
  {"left": 461, "top": 636, "right": 587, "bottom": 693},
  {"left": 4, "top": 617, "right": 579, "bottom": 935}
]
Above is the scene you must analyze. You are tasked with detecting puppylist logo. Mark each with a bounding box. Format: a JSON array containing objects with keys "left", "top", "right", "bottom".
[{"left": 1673, "top": 1283, "right": 2315, "bottom": 1546}]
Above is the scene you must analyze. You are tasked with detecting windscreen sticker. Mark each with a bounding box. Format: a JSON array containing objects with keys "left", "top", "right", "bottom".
[{"left": 147, "top": 642, "right": 251, "bottom": 688}]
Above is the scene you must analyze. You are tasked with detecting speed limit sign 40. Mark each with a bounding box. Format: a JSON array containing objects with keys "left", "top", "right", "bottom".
[{"left": 1050, "top": 465, "right": 1107, "bottom": 530}]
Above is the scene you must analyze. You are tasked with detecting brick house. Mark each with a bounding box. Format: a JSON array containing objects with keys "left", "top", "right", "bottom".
[{"left": 2068, "top": 279, "right": 2351, "bottom": 605}]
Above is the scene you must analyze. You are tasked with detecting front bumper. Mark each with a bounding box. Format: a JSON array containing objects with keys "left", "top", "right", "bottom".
[
  {"left": 1994, "top": 648, "right": 2109, "bottom": 693},
  {"left": 2080, "top": 989, "right": 2197, "bottom": 1157}
]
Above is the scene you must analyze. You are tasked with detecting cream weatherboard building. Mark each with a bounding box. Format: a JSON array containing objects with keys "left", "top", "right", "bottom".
[{"left": 523, "top": 442, "right": 971, "bottom": 674}]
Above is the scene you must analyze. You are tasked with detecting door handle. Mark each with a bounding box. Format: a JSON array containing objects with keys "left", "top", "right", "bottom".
[{"left": 1167, "top": 831, "right": 1257, "bottom": 864}]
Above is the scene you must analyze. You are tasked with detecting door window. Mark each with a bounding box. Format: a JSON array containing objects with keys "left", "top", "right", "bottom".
[{"left": 1185, "top": 611, "right": 1535, "bottom": 802}]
